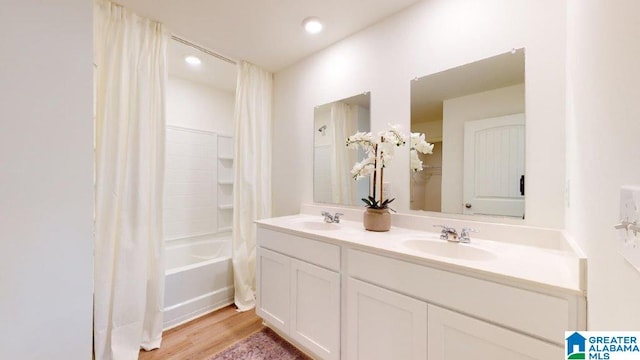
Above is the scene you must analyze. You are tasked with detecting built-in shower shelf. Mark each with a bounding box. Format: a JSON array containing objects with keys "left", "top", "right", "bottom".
[{"left": 217, "top": 135, "right": 234, "bottom": 232}]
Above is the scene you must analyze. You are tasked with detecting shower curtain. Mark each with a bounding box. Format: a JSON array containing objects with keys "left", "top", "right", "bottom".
[
  {"left": 330, "top": 102, "right": 358, "bottom": 204},
  {"left": 232, "top": 61, "right": 273, "bottom": 311},
  {"left": 94, "top": 1, "right": 168, "bottom": 358}
]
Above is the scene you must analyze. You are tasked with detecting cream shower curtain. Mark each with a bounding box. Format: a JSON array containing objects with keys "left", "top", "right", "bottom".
[
  {"left": 94, "top": 1, "right": 168, "bottom": 358},
  {"left": 330, "top": 102, "right": 358, "bottom": 204},
  {"left": 232, "top": 61, "right": 273, "bottom": 311}
]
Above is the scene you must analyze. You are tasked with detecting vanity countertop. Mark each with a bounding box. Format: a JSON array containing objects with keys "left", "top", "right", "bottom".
[{"left": 256, "top": 213, "right": 586, "bottom": 296}]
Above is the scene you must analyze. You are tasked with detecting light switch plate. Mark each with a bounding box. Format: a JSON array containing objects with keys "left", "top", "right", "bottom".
[{"left": 619, "top": 185, "right": 640, "bottom": 270}]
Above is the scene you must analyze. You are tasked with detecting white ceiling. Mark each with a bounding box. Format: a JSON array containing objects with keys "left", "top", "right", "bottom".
[
  {"left": 411, "top": 49, "right": 526, "bottom": 122},
  {"left": 168, "top": 39, "right": 237, "bottom": 92},
  {"left": 115, "top": 0, "right": 422, "bottom": 72}
]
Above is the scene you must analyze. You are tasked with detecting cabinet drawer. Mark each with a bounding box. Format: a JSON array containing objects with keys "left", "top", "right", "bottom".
[
  {"left": 257, "top": 227, "right": 340, "bottom": 271},
  {"left": 347, "top": 249, "right": 570, "bottom": 344}
]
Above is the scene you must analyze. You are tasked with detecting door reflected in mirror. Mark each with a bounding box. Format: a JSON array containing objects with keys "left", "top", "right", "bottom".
[
  {"left": 314, "top": 93, "right": 371, "bottom": 206},
  {"left": 410, "top": 49, "right": 525, "bottom": 218}
]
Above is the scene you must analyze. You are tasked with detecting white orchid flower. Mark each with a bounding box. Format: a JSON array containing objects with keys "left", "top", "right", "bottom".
[
  {"left": 410, "top": 132, "right": 434, "bottom": 155},
  {"left": 378, "top": 141, "right": 396, "bottom": 167},
  {"left": 346, "top": 131, "right": 375, "bottom": 153},
  {"left": 350, "top": 157, "right": 375, "bottom": 180},
  {"left": 351, "top": 151, "right": 377, "bottom": 179},
  {"left": 346, "top": 124, "right": 434, "bottom": 208},
  {"left": 379, "top": 123, "right": 407, "bottom": 147},
  {"left": 410, "top": 149, "right": 424, "bottom": 172}
]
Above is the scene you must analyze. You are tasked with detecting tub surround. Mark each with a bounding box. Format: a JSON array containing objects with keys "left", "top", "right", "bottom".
[{"left": 255, "top": 205, "right": 586, "bottom": 359}]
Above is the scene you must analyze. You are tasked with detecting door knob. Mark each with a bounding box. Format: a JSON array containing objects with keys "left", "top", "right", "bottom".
[{"left": 465, "top": 203, "right": 472, "bottom": 209}]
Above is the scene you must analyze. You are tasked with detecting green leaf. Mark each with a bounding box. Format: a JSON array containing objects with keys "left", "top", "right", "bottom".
[
  {"left": 364, "top": 195, "right": 379, "bottom": 208},
  {"left": 361, "top": 198, "right": 374, "bottom": 207},
  {"left": 379, "top": 198, "right": 396, "bottom": 208}
]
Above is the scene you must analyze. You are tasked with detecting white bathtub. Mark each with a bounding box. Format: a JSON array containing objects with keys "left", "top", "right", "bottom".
[{"left": 163, "top": 236, "right": 234, "bottom": 330}]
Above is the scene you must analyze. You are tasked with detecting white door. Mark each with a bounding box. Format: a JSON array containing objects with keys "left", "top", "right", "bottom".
[
  {"left": 346, "top": 278, "right": 427, "bottom": 360},
  {"left": 428, "top": 305, "right": 561, "bottom": 360},
  {"left": 256, "top": 247, "right": 290, "bottom": 334},
  {"left": 463, "top": 113, "right": 525, "bottom": 217},
  {"left": 290, "top": 259, "right": 341, "bottom": 360}
]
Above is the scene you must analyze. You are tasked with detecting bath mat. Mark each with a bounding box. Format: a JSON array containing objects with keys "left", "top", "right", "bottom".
[{"left": 210, "top": 327, "right": 312, "bottom": 360}]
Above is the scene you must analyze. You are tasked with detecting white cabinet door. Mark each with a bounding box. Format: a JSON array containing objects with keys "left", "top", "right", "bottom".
[
  {"left": 290, "top": 259, "right": 340, "bottom": 360},
  {"left": 256, "top": 248, "right": 290, "bottom": 334},
  {"left": 428, "top": 305, "right": 562, "bottom": 360},
  {"left": 347, "top": 278, "right": 427, "bottom": 360}
]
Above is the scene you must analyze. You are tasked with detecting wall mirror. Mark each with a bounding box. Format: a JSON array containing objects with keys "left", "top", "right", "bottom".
[
  {"left": 314, "top": 92, "right": 371, "bottom": 206},
  {"left": 410, "top": 49, "right": 525, "bottom": 218}
]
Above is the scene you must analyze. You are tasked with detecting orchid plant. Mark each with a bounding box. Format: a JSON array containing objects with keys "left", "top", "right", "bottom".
[{"left": 346, "top": 124, "right": 434, "bottom": 210}]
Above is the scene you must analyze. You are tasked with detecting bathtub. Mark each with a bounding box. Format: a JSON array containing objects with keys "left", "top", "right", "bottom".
[{"left": 163, "top": 236, "right": 234, "bottom": 330}]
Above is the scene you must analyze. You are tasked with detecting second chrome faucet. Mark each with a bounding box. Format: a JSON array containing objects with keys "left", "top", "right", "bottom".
[
  {"left": 322, "top": 211, "right": 344, "bottom": 223},
  {"left": 434, "top": 225, "right": 477, "bottom": 243}
]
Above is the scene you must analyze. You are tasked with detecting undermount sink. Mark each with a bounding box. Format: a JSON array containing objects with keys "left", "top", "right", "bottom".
[{"left": 402, "top": 239, "right": 495, "bottom": 261}]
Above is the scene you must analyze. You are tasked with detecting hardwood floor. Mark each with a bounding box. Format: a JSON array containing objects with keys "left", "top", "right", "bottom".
[{"left": 139, "top": 305, "right": 265, "bottom": 360}]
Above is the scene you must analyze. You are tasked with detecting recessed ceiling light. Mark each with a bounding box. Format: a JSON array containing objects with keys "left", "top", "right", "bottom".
[
  {"left": 302, "top": 17, "right": 323, "bottom": 34},
  {"left": 184, "top": 55, "right": 202, "bottom": 66}
]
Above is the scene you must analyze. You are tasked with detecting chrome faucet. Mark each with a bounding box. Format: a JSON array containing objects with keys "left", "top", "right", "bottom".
[
  {"left": 434, "top": 225, "right": 458, "bottom": 242},
  {"left": 614, "top": 220, "right": 640, "bottom": 235},
  {"left": 460, "top": 227, "right": 478, "bottom": 243},
  {"left": 333, "top": 213, "right": 344, "bottom": 223},
  {"left": 434, "top": 225, "right": 478, "bottom": 243},
  {"left": 321, "top": 211, "right": 344, "bottom": 223}
]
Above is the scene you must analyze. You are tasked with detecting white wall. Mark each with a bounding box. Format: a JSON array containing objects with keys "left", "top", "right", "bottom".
[
  {"left": 0, "top": 1, "right": 93, "bottom": 358},
  {"left": 273, "top": 0, "right": 566, "bottom": 228},
  {"left": 566, "top": 0, "right": 640, "bottom": 329},
  {"left": 167, "top": 76, "right": 235, "bottom": 135},
  {"left": 441, "top": 84, "right": 525, "bottom": 214}
]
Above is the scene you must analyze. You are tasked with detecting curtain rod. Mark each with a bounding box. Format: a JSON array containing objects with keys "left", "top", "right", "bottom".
[{"left": 170, "top": 35, "right": 237, "bottom": 65}]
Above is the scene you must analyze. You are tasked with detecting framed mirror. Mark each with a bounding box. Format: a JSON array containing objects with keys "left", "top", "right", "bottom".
[
  {"left": 410, "top": 49, "right": 525, "bottom": 218},
  {"left": 314, "top": 93, "right": 371, "bottom": 206}
]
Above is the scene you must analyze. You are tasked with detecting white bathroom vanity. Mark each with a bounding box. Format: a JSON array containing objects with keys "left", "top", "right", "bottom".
[{"left": 255, "top": 205, "right": 586, "bottom": 360}]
